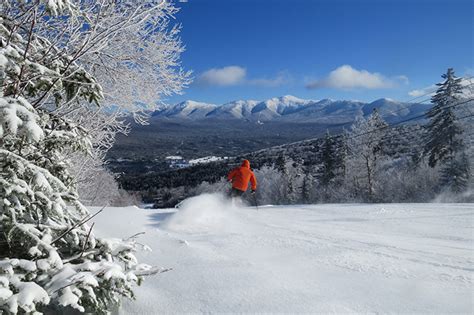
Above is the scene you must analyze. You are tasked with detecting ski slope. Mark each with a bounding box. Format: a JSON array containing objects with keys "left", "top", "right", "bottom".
[{"left": 92, "top": 194, "right": 473, "bottom": 314}]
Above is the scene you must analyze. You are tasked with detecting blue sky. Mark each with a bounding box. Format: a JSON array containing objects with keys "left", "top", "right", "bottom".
[{"left": 168, "top": 0, "right": 473, "bottom": 105}]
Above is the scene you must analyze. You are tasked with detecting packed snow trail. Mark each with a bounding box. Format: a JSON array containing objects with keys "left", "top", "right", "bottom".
[{"left": 92, "top": 194, "right": 473, "bottom": 314}]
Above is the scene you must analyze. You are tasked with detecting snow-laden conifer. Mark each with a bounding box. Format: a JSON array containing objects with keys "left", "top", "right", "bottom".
[
  {"left": 424, "top": 68, "right": 464, "bottom": 167},
  {"left": 424, "top": 68, "right": 470, "bottom": 193}
]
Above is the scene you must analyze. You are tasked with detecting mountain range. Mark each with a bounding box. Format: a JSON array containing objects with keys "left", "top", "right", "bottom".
[
  {"left": 152, "top": 95, "right": 432, "bottom": 124},
  {"left": 108, "top": 95, "right": 433, "bottom": 169}
]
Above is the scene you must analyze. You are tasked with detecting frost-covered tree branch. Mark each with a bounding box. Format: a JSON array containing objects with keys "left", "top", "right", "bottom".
[
  {"left": 19, "top": 0, "right": 191, "bottom": 115},
  {"left": 0, "top": 0, "right": 189, "bottom": 313},
  {"left": 2, "top": 0, "right": 191, "bottom": 204}
]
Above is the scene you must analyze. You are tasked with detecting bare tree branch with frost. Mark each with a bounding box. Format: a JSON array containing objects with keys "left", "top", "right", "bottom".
[
  {"left": 2, "top": 0, "right": 191, "bottom": 205},
  {"left": 0, "top": 0, "right": 190, "bottom": 313}
]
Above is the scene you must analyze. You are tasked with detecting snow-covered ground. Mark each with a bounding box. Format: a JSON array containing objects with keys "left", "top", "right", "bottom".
[
  {"left": 92, "top": 194, "right": 473, "bottom": 314},
  {"left": 188, "top": 156, "right": 228, "bottom": 166}
]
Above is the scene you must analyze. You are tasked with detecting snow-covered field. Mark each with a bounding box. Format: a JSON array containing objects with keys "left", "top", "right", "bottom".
[{"left": 93, "top": 194, "right": 473, "bottom": 314}]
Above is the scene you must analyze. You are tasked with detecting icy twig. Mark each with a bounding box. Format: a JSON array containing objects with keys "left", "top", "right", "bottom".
[
  {"left": 51, "top": 206, "right": 105, "bottom": 245},
  {"left": 124, "top": 232, "right": 145, "bottom": 241}
]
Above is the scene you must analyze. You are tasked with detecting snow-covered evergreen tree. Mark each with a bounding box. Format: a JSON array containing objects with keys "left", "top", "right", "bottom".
[
  {"left": 424, "top": 68, "right": 470, "bottom": 192},
  {"left": 315, "top": 131, "right": 347, "bottom": 201},
  {"left": 424, "top": 68, "right": 464, "bottom": 167},
  {"left": 0, "top": 2, "right": 167, "bottom": 313}
]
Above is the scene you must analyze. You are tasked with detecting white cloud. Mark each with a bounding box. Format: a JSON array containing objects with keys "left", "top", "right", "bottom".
[
  {"left": 306, "top": 65, "right": 407, "bottom": 90},
  {"left": 408, "top": 84, "right": 437, "bottom": 98},
  {"left": 197, "top": 66, "right": 246, "bottom": 86},
  {"left": 197, "top": 66, "right": 289, "bottom": 88}
]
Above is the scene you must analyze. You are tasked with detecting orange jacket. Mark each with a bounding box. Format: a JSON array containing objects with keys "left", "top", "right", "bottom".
[{"left": 227, "top": 160, "right": 257, "bottom": 192}]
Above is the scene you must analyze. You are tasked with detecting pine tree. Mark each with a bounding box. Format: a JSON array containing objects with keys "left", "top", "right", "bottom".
[
  {"left": 423, "top": 68, "right": 471, "bottom": 193},
  {"left": 0, "top": 6, "right": 159, "bottom": 314},
  {"left": 424, "top": 68, "right": 465, "bottom": 167}
]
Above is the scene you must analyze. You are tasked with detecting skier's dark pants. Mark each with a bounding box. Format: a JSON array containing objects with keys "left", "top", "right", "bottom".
[{"left": 230, "top": 188, "right": 244, "bottom": 198}]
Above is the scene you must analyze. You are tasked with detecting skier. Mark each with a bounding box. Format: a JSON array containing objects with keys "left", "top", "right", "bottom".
[{"left": 227, "top": 159, "right": 257, "bottom": 203}]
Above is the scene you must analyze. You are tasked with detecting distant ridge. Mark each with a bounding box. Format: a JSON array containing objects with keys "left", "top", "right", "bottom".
[{"left": 152, "top": 95, "right": 432, "bottom": 124}]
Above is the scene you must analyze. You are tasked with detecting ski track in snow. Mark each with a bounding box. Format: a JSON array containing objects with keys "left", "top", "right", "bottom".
[{"left": 92, "top": 195, "right": 474, "bottom": 314}]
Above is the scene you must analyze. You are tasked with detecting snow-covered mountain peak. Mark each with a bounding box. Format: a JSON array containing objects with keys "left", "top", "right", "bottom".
[
  {"left": 370, "top": 98, "right": 399, "bottom": 105},
  {"left": 151, "top": 96, "right": 428, "bottom": 123},
  {"left": 162, "top": 100, "right": 217, "bottom": 118},
  {"left": 176, "top": 100, "right": 216, "bottom": 109},
  {"left": 222, "top": 99, "right": 260, "bottom": 107},
  {"left": 205, "top": 99, "right": 260, "bottom": 119},
  {"left": 251, "top": 95, "right": 315, "bottom": 117},
  {"left": 278, "top": 95, "right": 311, "bottom": 104},
  {"left": 264, "top": 95, "right": 311, "bottom": 106},
  {"left": 362, "top": 98, "right": 412, "bottom": 116}
]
